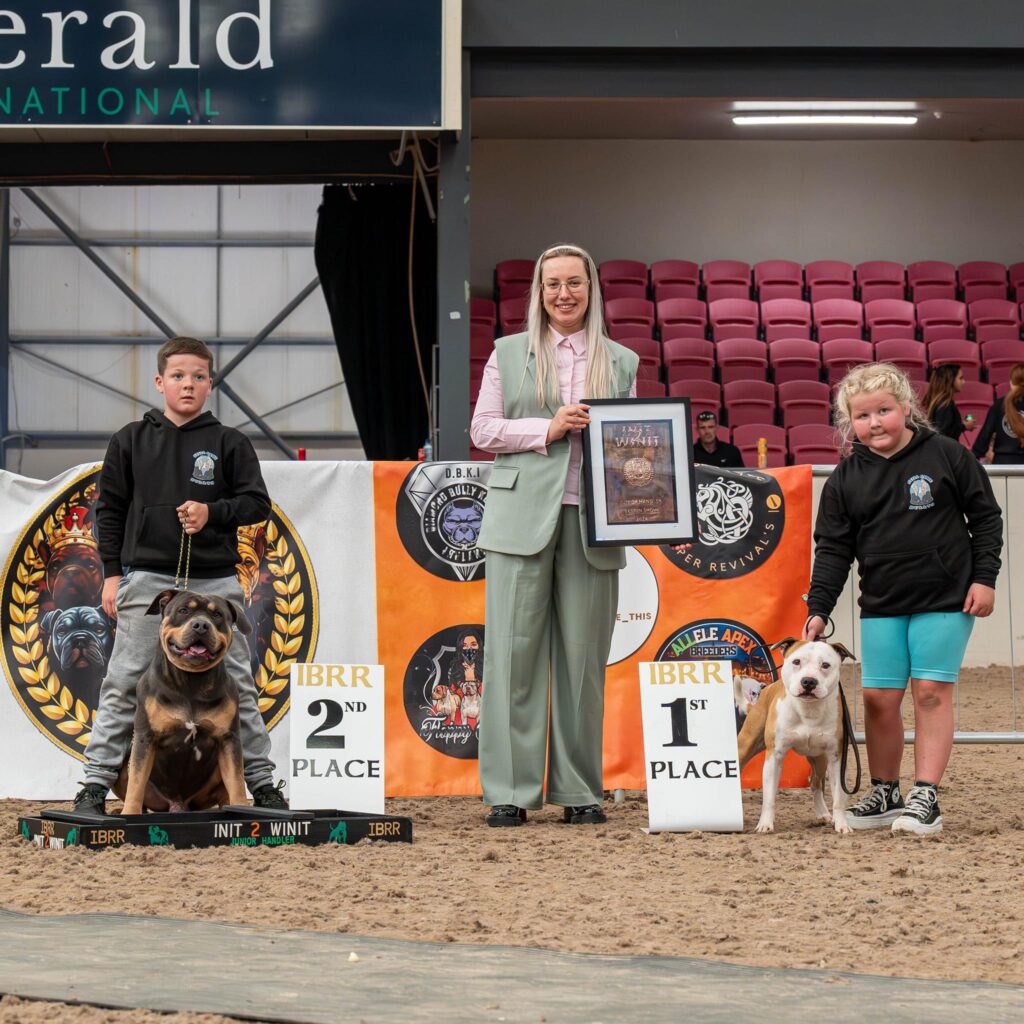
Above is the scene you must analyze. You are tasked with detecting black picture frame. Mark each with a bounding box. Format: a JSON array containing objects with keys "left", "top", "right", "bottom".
[{"left": 581, "top": 397, "right": 699, "bottom": 547}]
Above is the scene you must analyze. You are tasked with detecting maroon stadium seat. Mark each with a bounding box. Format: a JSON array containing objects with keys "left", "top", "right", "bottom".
[
  {"left": 708, "top": 298, "right": 759, "bottom": 341},
  {"left": 917, "top": 299, "right": 967, "bottom": 344},
  {"left": 953, "top": 381, "right": 995, "bottom": 429},
  {"left": 874, "top": 338, "right": 927, "bottom": 381},
  {"left": 995, "top": 380, "right": 1013, "bottom": 399},
  {"left": 777, "top": 380, "right": 830, "bottom": 428},
  {"left": 495, "top": 260, "right": 534, "bottom": 301},
  {"left": 637, "top": 379, "right": 668, "bottom": 397},
  {"left": 968, "top": 299, "right": 1020, "bottom": 342},
  {"left": 814, "top": 299, "right": 864, "bottom": 342},
  {"left": 864, "top": 299, "right": 915, "bottom": 342},
  {"left": 821, "top": 338, "right": 874, "bottom": 385},
  {"left": 927, "top": 339, "right": 981, "bottom": 380},
  {"left": 805, "top": 261, "right": 855, "bottom": 303},
  {"left": 716, "top": 338, "right": 769, "bottom": 384},
  {"left": 981, "top": 338, "right": 1024, "bottom": 387},
  {"left": 498, "top": 295, "right": 529, "bottom": 336},
  {"left": 663, "top": 337, "right": 715, "bottom": 383},
  {"left": 604, "top": 297, "right": 655, "bottom": 339},
  {"left": 599, "top": 260, "right": 647, "bottom": 299},
  {"left": 769, "top": 338, "right": 821, "bottom": 385},
  {"left": 908, "top": 261, "right": 956, "bottom": 303},
  {"left": 856, "top": 261, "right": 905, "bottom": 303},
  {"left": 616, "top": 336, "right": 661, "bottom": 379},
  {"left": 668, "top": 379, "right": 721, "bottom": 420},
  {"left": 788, "top": 423, "right": 839, "bottom": 465},
  {"left": 702, "top": 260, "right": 751, "bottom": 302},
  {"left": 650, "top": 260, "right": 700, "bottom": 301},
  {"left": 732, "top": 424, "right": 786, "bottom": 468},
  {"left": 723, "top": 380, "right": 775, "bottom": 428},
  {"left": 754, "top": 260, "right": 803, "bottom": 301},
  {"left": 657, "top": 297, "right": 707, "bottom": 340},
  {"left": 761, "top": 298, "right": 812, "bottom": 342},
  {"left": 470, "top": 298, "right": 496, "bottom": 333},
  {"left": 470, "top": 325, "right": 495, "bottom": 372},
  {"left": 1010, "top": 263, "right": 1024, "bottom": 303},
  {"left": 957, "top": 262, "right": 1007, "bottom": 304}
]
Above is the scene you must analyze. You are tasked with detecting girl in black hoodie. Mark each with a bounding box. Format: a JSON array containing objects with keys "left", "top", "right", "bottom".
[{"left": 804, "top": 363, "right": 1002, "bottom": 837}]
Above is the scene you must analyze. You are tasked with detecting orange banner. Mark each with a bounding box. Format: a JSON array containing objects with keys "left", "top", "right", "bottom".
[{"left": 375, "top": 462, "right": 812, "bottom": 797}]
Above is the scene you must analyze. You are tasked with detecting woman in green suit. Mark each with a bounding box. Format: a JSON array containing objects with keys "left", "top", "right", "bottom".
[{"left": 470, "top": 243, "right": 639, "bottom": 827}]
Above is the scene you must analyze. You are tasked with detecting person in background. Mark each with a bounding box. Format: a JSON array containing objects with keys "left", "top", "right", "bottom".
[
  {"left": 971, "top": 362, "right": 1024, "bottom": 465},
  {"left": 692, "top": 410, "right": 744, "bottom": 468},
  {"left": 923, "top": 364, "right": 966, "bottom": 441}
]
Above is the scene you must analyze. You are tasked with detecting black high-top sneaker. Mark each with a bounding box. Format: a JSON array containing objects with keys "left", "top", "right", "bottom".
[
  {"left": 252, "top": 781, "right": 289, "bottom": 810},
  {"left": 847, "top": 778, "right": 904, "bottom": 830},
  {"left": 72, "top": 783, "right": 109, "bottom": 815},
  {"left": 892, "top": 782, "right": 942, "bottom": 836}
]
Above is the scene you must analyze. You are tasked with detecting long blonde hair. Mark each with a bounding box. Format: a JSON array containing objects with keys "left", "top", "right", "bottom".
[
  {"left": 833, "top": 362, "right": 930, "bottom": 451},
  {"left": 525, "top": 243, "right": 614, "bottom": 409}
]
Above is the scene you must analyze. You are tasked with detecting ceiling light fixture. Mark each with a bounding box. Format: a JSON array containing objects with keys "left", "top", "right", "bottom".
[
  {"left": 732, "top": 100, "right": 919, "bottom": 112},
  {"left": 732, "top": 115, "right": 919, "bottom": 127}
]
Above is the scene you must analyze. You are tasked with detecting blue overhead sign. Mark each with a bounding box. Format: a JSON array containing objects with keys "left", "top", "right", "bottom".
[{"left": 0, "top": 1, "right": 449, "bottom": 129}]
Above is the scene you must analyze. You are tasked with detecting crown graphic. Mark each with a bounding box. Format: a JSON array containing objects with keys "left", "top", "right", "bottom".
[{"left": 46, "top": 506, "right": 98, "bottom": 555}]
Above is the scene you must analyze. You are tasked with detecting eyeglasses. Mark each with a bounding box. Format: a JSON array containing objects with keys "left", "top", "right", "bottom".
[{"left": 542, "top": 278, "right": 589, "bottom": 295}]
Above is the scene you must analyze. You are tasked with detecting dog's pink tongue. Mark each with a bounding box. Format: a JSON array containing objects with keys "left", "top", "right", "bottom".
[{"left": 185, "top": 645, "right": 210, "bottom": 659}]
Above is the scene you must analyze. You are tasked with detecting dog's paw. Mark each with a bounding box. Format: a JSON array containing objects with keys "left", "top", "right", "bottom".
[
  {"left": 834, "top": 817, "right": 853, "bottom": 835},
  {"left": 814, "top": 813, "right": 833, "bottom": 826},
  {"left": 754, "top": 820, "right": 775, "bottom": 834}
]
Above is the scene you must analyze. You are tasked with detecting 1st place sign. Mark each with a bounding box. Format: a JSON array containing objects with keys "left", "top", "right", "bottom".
[{"left": 0, "top": 0, "right": 454, "bottom": 130}]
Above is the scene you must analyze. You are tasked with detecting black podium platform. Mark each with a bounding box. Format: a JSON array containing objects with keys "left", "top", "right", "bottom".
[{"left": 18, "top": 805, "right": 412, "bottom": 849}]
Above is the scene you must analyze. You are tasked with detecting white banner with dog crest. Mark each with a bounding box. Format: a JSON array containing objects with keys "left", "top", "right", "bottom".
[
  {"left": 639, "top": 660, "right": 744, "bottom": 832},
  {"left": 288, "top": 663, "right": 385, "bottom": 813}
]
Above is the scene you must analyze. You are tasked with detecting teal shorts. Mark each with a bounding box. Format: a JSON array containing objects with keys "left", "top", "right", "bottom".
[{"left": 860, "top": 612, "right": 974, "bottom": 689}]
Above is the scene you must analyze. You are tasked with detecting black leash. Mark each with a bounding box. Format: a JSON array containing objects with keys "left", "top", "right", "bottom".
[{"left": 838, "top": 682, "right": 862, "bottom": 796}]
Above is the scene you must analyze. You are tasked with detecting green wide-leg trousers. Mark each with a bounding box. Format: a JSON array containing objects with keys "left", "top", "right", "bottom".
[{"left": 478, "top": 505, "right": 618, "bottom": 809}]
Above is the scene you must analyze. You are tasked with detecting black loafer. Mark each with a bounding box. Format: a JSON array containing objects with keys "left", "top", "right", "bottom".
[
  {"left": 563, "top": 804, "right": 607, "bottom": 825},
  {"left": 486, "top": 804, "right": 527, "bottom": 827}
]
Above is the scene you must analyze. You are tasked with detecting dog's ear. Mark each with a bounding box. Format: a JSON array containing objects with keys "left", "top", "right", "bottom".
[
  {"left": 145, "top": 589, "right": 179, "bottom": 616},
  {"left": 830, "top": 642, "right": 856, "bottom": 662},
  {"left": 769, "top": 637, "right": 801, "bottom": 655},
  {"left": 226, "top": 601, "right": 252, "bottom": 636},
  {"left": 40, "top": 609, "right": 59, "bottom": 638}
]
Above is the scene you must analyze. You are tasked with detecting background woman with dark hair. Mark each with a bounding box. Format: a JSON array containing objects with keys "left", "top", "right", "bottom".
[
  {"left": 923, "top": 364, "right": 965, "bottom": 441},
  {"left": 972, "top": 363, "right": 1024, "bottom": 465}
]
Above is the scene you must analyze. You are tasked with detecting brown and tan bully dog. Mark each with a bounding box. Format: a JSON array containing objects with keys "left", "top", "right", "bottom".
[
  {"left": 114, "top": 589, "right": 250, "bottom": 814},
  {"left": 737, "top": 637, "right": 855, "bottom": 834}
]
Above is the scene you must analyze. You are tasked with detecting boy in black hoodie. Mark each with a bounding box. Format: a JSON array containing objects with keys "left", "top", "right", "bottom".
[
  {"left": 804, "top": 363, "right": 1002, "bottom": 837},
  {"left": 74, "top": 337, "right": 287, "bottom": 814}
]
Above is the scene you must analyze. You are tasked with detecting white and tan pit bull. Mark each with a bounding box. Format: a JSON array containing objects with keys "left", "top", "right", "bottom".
[{"left": 737, "top": 638, "right": 856, "bottom": 834}]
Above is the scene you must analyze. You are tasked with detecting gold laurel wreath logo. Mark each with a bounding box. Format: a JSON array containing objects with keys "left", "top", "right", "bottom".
[
  {"left": 9, "top": 484, "right": 97, "bottom": 750},
  {"left": 253, "top": 517, "right": 306, "bottom": 719}
]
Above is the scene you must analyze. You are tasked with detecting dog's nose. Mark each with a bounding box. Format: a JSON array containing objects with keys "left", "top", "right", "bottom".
[
  {"left": 800, "top": 677, "right": 817, "bottom": 692},
  {"left": 189, "top": 619, "right": 211, "bottom": 634}
]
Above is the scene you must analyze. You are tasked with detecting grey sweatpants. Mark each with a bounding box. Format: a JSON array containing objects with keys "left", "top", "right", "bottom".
[{"left": 83, "top": 570, "right": 277, "bottom": 792}]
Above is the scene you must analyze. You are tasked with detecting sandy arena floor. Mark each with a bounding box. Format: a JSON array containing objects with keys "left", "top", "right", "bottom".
[{"left": 1, "top": 667, "right": 1021, "bottom": 1023}]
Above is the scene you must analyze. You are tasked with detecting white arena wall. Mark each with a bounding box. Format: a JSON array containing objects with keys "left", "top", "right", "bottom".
[{"left": 471, "top": 139, "right": 1024, "bottom": 294}]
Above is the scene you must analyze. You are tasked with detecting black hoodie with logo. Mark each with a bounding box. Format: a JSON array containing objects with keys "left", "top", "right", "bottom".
[
  {"left": 807, "top": 427, "right": 1003, "bottom": 620},
  {"left": 96, "top": 410, "right": 271, "bottom": 579}
]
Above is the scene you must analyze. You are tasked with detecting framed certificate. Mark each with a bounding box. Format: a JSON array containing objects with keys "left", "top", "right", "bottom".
[{"left": 581, "top": 398, "right": 698, "bottom": 547}]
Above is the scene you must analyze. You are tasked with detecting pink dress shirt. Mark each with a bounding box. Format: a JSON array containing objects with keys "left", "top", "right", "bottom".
[{"left": 470, "top": 331, "right": 637, "bottom": 505}]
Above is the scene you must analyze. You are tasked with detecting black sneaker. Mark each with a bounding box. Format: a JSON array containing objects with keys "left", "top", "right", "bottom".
[
  {"left": 486, "top": 805, "right": 527, "bottom": 827},
  {"left": 72, "top": 783, "right": 109, "bottom": 815},
  {"left": 847, "top": 778, "right": 904, "bottom": 830},
  {"left": 252, "top": 781, "right": 289, "bottom": 810},
  {"left": 892, "top": 783, "right": 942, "bottom": 836},
  {"left": 563, "top": 804, "right": 607, "bottom": 825}
]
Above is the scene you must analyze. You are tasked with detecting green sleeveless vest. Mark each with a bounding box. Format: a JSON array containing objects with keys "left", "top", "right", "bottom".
[{"left": 477, "top": 332, "right": 639, "bottom": 570}]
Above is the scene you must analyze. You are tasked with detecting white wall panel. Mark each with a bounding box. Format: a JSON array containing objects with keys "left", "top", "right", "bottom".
[
  {"left": 471, "top": 139, "right": 1024, "bottom": 294},
  {"left": 219, "top": 185, "right": 322, "bottom": 236},
  {"left": 219, "top": 247, "right": 330, "bottom": 336}
]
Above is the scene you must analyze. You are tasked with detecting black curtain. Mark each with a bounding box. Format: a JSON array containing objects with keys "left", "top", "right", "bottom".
[{"left": 315, "top": 180, "right": 436, "bottom": 459}]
